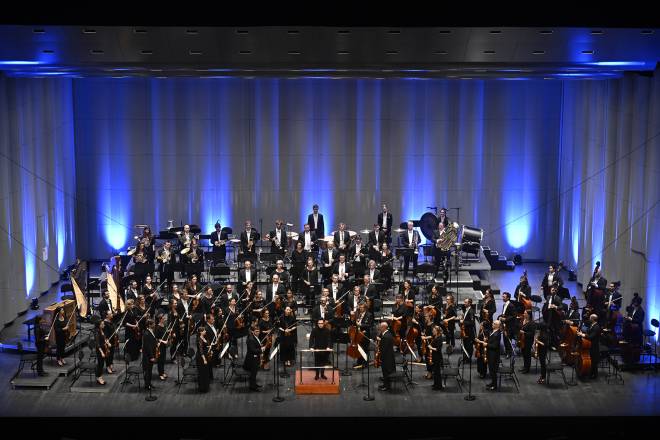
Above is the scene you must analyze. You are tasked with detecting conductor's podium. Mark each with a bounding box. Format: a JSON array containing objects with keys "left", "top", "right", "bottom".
[{"left": 295, "top": 348, "right": 340, "bottom": 395}]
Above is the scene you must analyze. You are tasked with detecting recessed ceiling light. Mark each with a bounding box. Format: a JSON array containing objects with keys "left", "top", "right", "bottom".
[
  {"left": 434, "top": 50, "right": 448, "bottom": 55},
  {"left": 386, "top": 50, "right": 399, "bottom": 55},
  {"left": 239, "top": 50, "right": 252, "bottom": 54},
  {"left": 90, "top": 49, "right": 104, "bottom": 54},
  {"left": 484, "top": 50, "right": 496, "bottom": 54},
  {"left": 539, "top": 30, "right": 553, "bottom": 35},
  {"left": 140, "top": 50, "right": 153, "bottom": 55},
  {"left": 82, "top": 29, "right": 96, "bottom": 34},
  {"left": 186, "top": 29, "right": 198, "bottom": 35},
  {"left": 33, "top": 29, "right": 45, "bottom": 34},
  {"left": 590, "top": 30, "right": 604, "bottom": 35},
  {"left": 189, "top": 50, "right": 203, "bottom": 55},
  {"left": 533, "top": 50, "right": 545, "bottom": 55},
  {"left": 133, "top": 29, "right": 147, "bottom": 34},
  {"left": 581, "top": 50, "right": 594, "bottom": 55},
  {"left": 337, "top": 51, "right": 350, "bottom": 55}
]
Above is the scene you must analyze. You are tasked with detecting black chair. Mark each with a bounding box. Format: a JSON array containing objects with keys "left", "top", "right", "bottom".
[
  {"left": 121, "top": 353, "right": 143, "bottom": 391},
  {"left": 177, "top": 348, "right": 198, "bottom": 393},
  {"left": 73, "top": 349, "right": 96, "bottom": 388},
  {"left": 230, "top": 359, "right": 251, "bottom": 392},
  {"left": 498, "top": 356, "right": 519, "bottom": 392},
  {"left": 442, "top": 356, "right": 463, "bottom": 392},
  {"left": 530, "top": 295, "right": 543, "bottom": 321},
  {"left": 546, "top": 357, "right": 568, "bottom": 389},
  {"left": 13, "top": 342, "right": 39, "bottom": 380}
]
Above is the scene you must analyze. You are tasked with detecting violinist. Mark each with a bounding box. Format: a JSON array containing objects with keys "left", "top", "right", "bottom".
[
  {"left": 225, "top": 297, "right": 242, "bottom": 359},
  {"left": 167, "top": 299, "right": 181, "bottom": 360},
  {"left": 141, "top": 275, "right": 158, "bottom": 313},
  {"left": 94, "top": 320, "right": 107, "bottom": 385},
  {"left": 347, "top": 285, "right": 364, "bottom": 314},
  {"left": 442, "top": 294, "right": 458, "bottom": 354},
  {"left": 602, "top": 282, "right": 622, "bottom": 322},
  {"left": 221, "top": 283, "right": 240, "bottom": 309},
  {"left": 98, "top": 291, "right": 112, "bottom": 322},
  {"left": 259, "top": 309, "right": 274, "bottom": 370},
  {"left": 309, "top": 318, "right": 332, "bottom": 380},
  {"left": 401, "top": 279, "right": 416, "bottom": 307},
  {"left": 475, "top": 319, "right": 502, "bottom": 391},
  {"left": 102, "top": 311, "right": 116, "bottom": 374},
  {"left": 141, "top": 318, "right": 157, "bottom": 391},
  {"left": 312, "top": 296, "right": 334, "bottom": 323},
  {"left": 270, "top": 294, "right": 285, "bottom": 321},
  {"left": 196, "top": 327, "right": 210, "bottom": 393},
  {"left": 155, "top": 313, "right": 168, "bottom": 381},
  {"left": 377, "top": 322, "right": 396, "bottom": 391},
  {"left": 481, "top": 289, "right": 496, "bottom": 323},
  {"left": 242, "top": 281, "right": 256, "bottom": 305},
  {"left": 326, "top": 273, "right": 344, "bottom": 303},
  {"left": 475, "top": 313, "right": 491, "bottom": 379},
  {"left": 564, "top": 297, "right": 581, "bottom": 327},
  {"left": 125, "top": 279, "right": 140, "bottom": 302},
  {"left": 170, "top": 283, "right": 181, "bottom": 304},
  {"left": 623, "top": 297, "right": 644, "bottom": 347},
  {"left": 204, "top": 314, "right": 220, "bottom": 379},
  {"left": 238, "top": 260, "right": 257, "bottom": 294},
  {"left": 185, "top": 274, "right": 200, "bottom": 297},
  {"left": 422, "top": 309, "right": 437, "bottom": 379},
  {"left": 200, "top": 285, "right": 215, "bottom": 319},
  {"left": 136, "top": 295, "right": 149, "bottom": 331},
  {"left": 251, "top": 290, "right": 266, "bottom": 319},
  {"left": 176, "top": 289, "right": 192, "bottom": 353},
  {"left": 461, "top": 298, "right": 476, "bottom": 362},
  {"left": 244, "top": 322, "right": 263, "bottom": 391},
  {"left": 352, "top": 302, "right": 373, "bottom": 368},
  {"left": 519, "top": 310, "right": 537, "bottom": 374},
  {"left": 535, "top": 322, "right": 549, "bottom": 384},
  {"left": 429, "top": 325, "right": 444, "bottom": 391},
  {"left": 278, "top": 306, "right": 297, "bottom": 367},
  {"left": 499, "top": 292, "right": 518, "bottom": 358},
  {"left": 123, "top": 299, "right": 141, "bottom": 361},
  {"left": 577, "top": 314, "right": 601, "bottom": 379}
]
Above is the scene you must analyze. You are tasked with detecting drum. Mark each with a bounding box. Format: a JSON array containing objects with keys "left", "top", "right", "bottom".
[
  {"left": 460, "top": 225, "right": 483, "bottom": 244},
  {"left": 419, "top": 212, "right": 439, "bottom": 242}
]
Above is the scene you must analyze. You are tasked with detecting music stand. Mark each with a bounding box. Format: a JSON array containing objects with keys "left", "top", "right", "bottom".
[
  {"left": 271, "top": 344, "right": 284, "bottom": 402},
  {"left": 462, "top": 342, "right": 475, "bottom": 401},
  {"left": 360, "top": 344, "right": 374, "bottom": 401},
  {"left": 395, "top": 247, "right": 415, "bottom": 281}
]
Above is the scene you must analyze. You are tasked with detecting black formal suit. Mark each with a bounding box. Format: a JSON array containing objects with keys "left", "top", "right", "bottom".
[
  {"left": 238, "top": 267, "right": 257, "bottom": 290},
  {"left": 379, "top": 329, "right": 396, "bottom": 389},
  {"left": 365, "top": 268, "right": 381, "bottom": 285},
  {"left": 462, "top": 307, "right": 476, "bottom": 360},
  {"left": 244, "top": 331, "right": 262, "bottom": 389},
  {"left": 98, "top": 298, "right": 111, "bottom": 319},
  {"left": 500, "top": 301, "right": 519, "bottom": 355},
  {"left": 299, "top": 230, "right": 318, "bottom": 253},
  {"left": 367, "top": 230, "right": 385, "bottom": 260},
  {"left": 332, "top": 261, "right": 353, "bottom": 283},
  {"left": 266, "top": 282, "right": 285, "bottom": 303},
  {"left": 334, "top": 230, "right": 351, "bottom": 254},
  {"left": 520, "top": 320, "right": 537, "bottom": 371},
  {"left": 542, "top": 293, "right": 564, "bottom": 348},
  {"left": 361, "top": 282, "right": 379, "bottom": 302},
  {"left": 326, "top": 281, "right": 345, "bottom": 304},
  {"left": 141, "top": 329, "right": 157, "bottom": 390},
  {"left": 541, "top": 272, "right": 563, "bottom": 297},
  {"left": 309, "top": 325, "right": 332, "bottom": 377},
  {"left": 377, "top": 212, "right": 393, "bottom": 239},
  {"left": 430, "top": 335, "right": 444, "bottom": 389},
  {"left": 486, "top": 329, "right": 502, "bottom": 388},
  {"left": 307, "top": 213, "right": 325, "bottom": 239},
  {"left": 320, "top": 248, "right": 340, "bottom": 282},
  {"left": 400, "top": 229, "right": 421, "bottom": 277},
  {"left": 355, "top": 311, "right": 373, "bottom": 365},
  {"left": 240, "top": 229, "right": 260, "bottom": 259},
  {"left": 431, "top": 229, "right": 451, "bottom": 268},
  {"left": 349, "top": 243, "right": 367, "bottom": 277},
  {"left": 584, "top": 322, "right": 601, "bottom": 378},
  {"left": 347, "top": 293, "right": 365, "bottom": 313},
  {"left": 210, "top": 230, "right": 228, "bottom": 263},
  {"left": 312, "top": 304, "right": 334, "bottom": 323},
  {"left": 603, "top": 290, "right": 623, "bottom": 312},
  {"left": 268, "top": 228, "right": 287, "bottom": 254},
  {"left": 566, "top": 308, "right": 581, "bottom": 326}
]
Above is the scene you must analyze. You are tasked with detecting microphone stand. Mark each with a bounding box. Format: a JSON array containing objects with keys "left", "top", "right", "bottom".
[{"left": 462, "top": 342, "right": 475, "bottom": 401}]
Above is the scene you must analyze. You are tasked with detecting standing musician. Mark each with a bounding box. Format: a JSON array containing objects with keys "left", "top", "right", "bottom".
[
  {"left": 54, "top": 307, "right": 68, "bottom": 367},
  {"left": 185, "top": 239, "right": 204, "bottom": 279},
  {"left": 123, "top": 299, "right": 141, "bottom": 361},
  {"left": 577, "top": 314, "right": 601, "bottom": 379},
  {"left": 291, "top": 241, "right": 309, "bottom": 290},
  {"left": 238, "top": 260, "right": 257, "bottom": 294},
  {"left": 239, "top": 220, "right": 260, "bottom": 262},
  {"left": 111, "top": 255, "right": 123, "bottom": 299},
  {"left": 541, "top": 264, "right": 563, "bottom": 299},
  {"left": 200, "top": 286, "right": 215, "bottom": 320},
  {"left": 378, "top": 203, "right": 393, "bottom": 245},
  {"left": 266, "top": 219, "right": 288, "bottom": 255},
  {"left": 391, "top": 294, "right": 410, "bottom": 344},
  {"left": 442, "top": 294, "right": 458, "bottom": 354},
  {"left": 377, "top": 243, "right": 395, "bottom": 290},
  {"left": 475, "top": 319, "right": 502, "bottom": 391},
  {"left": 320, "top": 241, "right": 339, "bottom": 283},
  {"left": 499, "top": 292, "right": 518, "bottom": 357},
  {"left": 98, "top": 290, "right": 112, "bottom": 320},
  {"left": 157, "top": 241, "right": 175, "bottom": 291},
  {"left": 366, "top": 260, "right": 381, "bottom": 287},
  {"left": 602, "top": 282, "right": 623, "bottom": 320},
  {"left": 272, "top": 260, "right": 290, "bottom": 287},
  {"left": 519, "top": 310, "right": 537, "bottom": 374},
  {"left": 534, "top": 322, "right": 549, "bottom": 384},
  {"left": 141, "top": 275, "right": 159, "bottom": 314},
  {"left": 125, "top": 279, "right": 140, "bottom": 303},
  {"left": 367, "top": 224, "right": 385, "bottom": 262},
  {"left": 154, "top": 313, "right": 169, "bottom": 381},
  {"left": 361, "top": 274, "right": 379, "bottom": 309},
  {"left": 302, "top": 257, "right": 319, "bottom": 312},
  {"left": 284, "top": 289, "right": 298, "bottom": 315},
  {"left": 176, "top": 289, "right": 192, "bottom": 355},
  {"left": 258, "top": 309, "right": 274, "bottom": 370},
  {"left": 429, "top": 325, "right": 445, "bottom": 391},
  {"left": 196, "top": 327, "right": 210, "bottom": 393},
  {"left": 309, "top": 318, "right": 332, "bottom": 380},
  {"left": 622, "top": 297, "right": 645, "bottom": 349},
  {"left": 432, "top": 221, "right": 451, "bottom": 270},
  {"left": 542, "top": 284, "right": 564, "bottom": 349},
  {"left": 460, "top": 298, "right": 476, "bottom": 362},
  {"left": 332, "top": 254, "right": 352, "bottom": 285},
  {"left": 438, "top": 208, "right": 449, "bottom": 228},
  {"left": 586, "top": 262, "right": 607, "bottom": 305},
  {"left": 327, "top": 273, "right": 345, "bottom": 304},
  {"left": 204, "top": 314, "right": 220, "bottom": 379},
  {"left": 514, "top": 273, "right": 532, "bottom": 303},
  {"left": 299, "top": 223, "right": 318, "bottom": 254},
  {"left": 102, "top": 311, "right": 117, "bottom": 374},
  {"left": 94, "top": 320, "right": 107, "bottom": 385},
  {"left": 225, "top": 297, "right": 242, "bottom": 359},
  {"left": 475, "top": 313, "right": 492, "bottom": 379},
  {"left": 244, "top": 322, "right": 263, "bottom": 391},
  {"left": 352, "top": 302, "right": 373, "bottom": 368},
  {"left": 307, "top": 204, "right": 325, "bottom": 240},
  {"left": 334, "top": 222, "right": 351, "bottom": 256},
  {"left": 350, "top": 234, "right": 367, "bottom": 279},
  {"left": 279, "top": 306, "right": 297, "bottom": 367},
  {"left": 400, "top": 220, "right": 421, "bottom": 279},
  {"left": 141, "top": 319, "right": 157, "bottom": 391},
  {"left": 210, "top": 222, "right": 228, "bottom": 264},
  {"left": 268, "top": 274, "right": 286, "bottom": 303},
  {"left": 220, "top": 284, "right": 240, "bottom": 309},
  {"left": 401, "top": 279, "right": 416, "bottom": 306},
  {"left": 178, "top": 224, "right": 195, "bottom": 250},
  {"left": 128, "top": 242, "right": 152, "bottom": 282},
  {"left": 481, "top": 289, "right": 496, "bottom": 323},
  {"left": 377, "top": 322, "right": 396, "bottom": 391},
  {"left": 167, "top": 299, "right": 181, "bottom": 361},
  {"left": 185, "top": 274, "right": 201, "bottom": 297},
  {"left": 422, "top": 309, "right": 437, "bottom": 379}
]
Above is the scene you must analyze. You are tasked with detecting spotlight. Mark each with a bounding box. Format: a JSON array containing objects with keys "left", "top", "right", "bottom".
[
  {"left": 513, "top": 254, "right": 523, "bottom": 265},
  {"left": 30, "top": 298, "right": 39, "bottom": 310}
]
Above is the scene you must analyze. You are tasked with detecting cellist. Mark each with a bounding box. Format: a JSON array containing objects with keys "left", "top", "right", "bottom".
[{"left": 391, "top": 294, "right": 409, "bottom": 347}]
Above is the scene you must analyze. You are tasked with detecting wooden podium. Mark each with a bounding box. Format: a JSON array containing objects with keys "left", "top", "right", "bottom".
[{"left": 40, "top": 299, "right": 77, "bottom": 345}]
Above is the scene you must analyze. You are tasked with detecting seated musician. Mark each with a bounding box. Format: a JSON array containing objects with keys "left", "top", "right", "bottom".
[
  {"left": 332, "top": 253, "right": 353, "bottom": 285},
  {"left": 361, "top": 274, "right": 379, "bottom": 306},
  {"left": 334, "top": 222, "right": 351, "bottom": 256},
  {"left": 267, "top": 219, "right": 287, "bottom": 255},
  {"left": 565, "top": 297, "right": 582, "bottom": 326},
  {"left": 432, "top": 221, "right": 451, "bottom": 269},
  {"left": 347, "top": 285, "right": 364, "bottom": 314},
  {"left": 623, "top": 296, "right": 645, "bottom": 345},
  {"left": 210, "top": 222, "right": 228, "bottom": 264},
  {"left": 366, "top": 260, "right": 381, "bottom": 286},
  {"left": 514, "top": 274, "right": 532, "bottom": 302},
  {"left": 319, "top": 287, "right": 336, "bottom": 308},
  {"left": 603, "top": 282, "right": 623, "bottom": 314}
]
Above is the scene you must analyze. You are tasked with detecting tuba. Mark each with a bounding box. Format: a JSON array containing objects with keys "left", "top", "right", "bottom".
[{"left": 436, "top": 223, "right": 458, "bottom": 252}]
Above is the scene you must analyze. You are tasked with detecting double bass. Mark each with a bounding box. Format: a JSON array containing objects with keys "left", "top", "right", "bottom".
[{"left": 347, "top": 321, "right": 364, "bottom": 360}]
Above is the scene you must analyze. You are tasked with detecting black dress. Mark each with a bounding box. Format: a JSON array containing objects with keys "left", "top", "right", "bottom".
[
  {"left": 155, "top": 324, "right": 167, "bottom": 376},
  {"left": 123, "top": 309, "right": 141, "bottom": 361},
  {"left": 279, "top": 314, "right": 297, "bottom": 363},
  {"left": 430, "top": 335, "right": 444, "bottom": 389},
  {"left": 196, "top": 336, "right": 210, "bottom": 392},
  {"left": 54, "top": 317, "right": 67, "bottom": 360}
]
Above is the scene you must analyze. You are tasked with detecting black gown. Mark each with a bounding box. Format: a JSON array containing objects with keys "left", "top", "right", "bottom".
[
  {"left": 279, "top": 314, "right": 297, "bottom": 363},
  {"left": 196, "top": 336, "right": 210, "bottom": 392}
]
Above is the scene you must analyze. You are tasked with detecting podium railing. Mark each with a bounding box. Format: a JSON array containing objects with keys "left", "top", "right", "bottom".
[{"left": 298, "top": 348, "right": 336, "bottom": 384}]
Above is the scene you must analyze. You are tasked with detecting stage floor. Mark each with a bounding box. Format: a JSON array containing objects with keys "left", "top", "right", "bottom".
[{"left": 0, "top": 263, "right": 658, "bottom": 418}]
